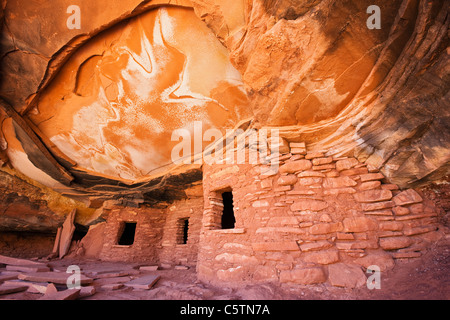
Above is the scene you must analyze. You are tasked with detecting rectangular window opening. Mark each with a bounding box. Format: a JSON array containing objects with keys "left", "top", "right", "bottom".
[
  {"left": 118, "top": 222, "right": 137, "bottom": 246},
  {"left": 177, "top": 218, "right": 189, "bottom": 244},
  {"left": 221, "top": 191, "right": 235, "bottom": 229}
]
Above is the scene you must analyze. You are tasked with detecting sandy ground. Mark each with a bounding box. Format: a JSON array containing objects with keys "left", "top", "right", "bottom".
[{"left": 1, "top": 234, "right": 448, "bottom": 301}]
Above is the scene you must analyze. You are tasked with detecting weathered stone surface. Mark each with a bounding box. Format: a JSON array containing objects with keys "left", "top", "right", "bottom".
[
  {"left": 252, "top": 200, "right": 270, "bottom": 208},
  {"left": 298, "top": 241, "right": 332, "bottom": 252},
  {"left": 305, "top": 153, "right": 325, "bottom": 160},
  {"left": 101, "top": 283, "right": 124, "bottom": 290},
  {"left": 79, "top": 222, "right": 106, "bottom": 258},
  {"left": 403, "top": 225, "right": 437, "bottom": 236},
  {"left": 216, "top": 266, "right": 246, "bottom": 282},
  {"left": 124, "top": 275, "right": 161, "bottom": 290},
  {"left": 360, "top": 173, "right": 385, "bottom": 182},
  {"left": 343, "top": 217, "right": 378, "bottom": 233},
  {"left": 393, "top": 206, "right": 410, "bottom": 216},
  {"left": 0, "top": 273, "right": 19, "bottom": 283},
  {"left": 379, "top": 237, "right": 414, "bottom": 251},
  {"left": 139, "top": 266, "right": 159, "bottom": 271},
  {"left": 39, "top": 288, "right": 81, "bottom": 300},
  {"left": 5, "top": 265, "right": 50, "bottom": 273},
  {"left": 309, "top": 222, "right": 343, "bottom": 235},
  {"left": 393, "top": 189, "right": 423, "bottom": 206},
  {"left": 340, "top": 168, "right": 369, "bottom": 176},
  {"left": 312, "top": 157, "right": 333, "bottom": 166},
  {"left": 290, "top": 199, "right": 328, "bottom": 212},
  {"left": 260, "top": 178, "right": 273, "bottom": 189},
  {"left": 302, "top": 250, "right": 340, "bottom": 265},
  {"left": 18, "top": 272, "right": 93, "bottom": 285},
  {"left": 253, "top": 266, "right": 278, "bottom": 281},
  {"left": 379, "top": 221, "right": 404, "bottom": 231},
  {"left": 59, "top": 209, "right": 76, "bottom": 258},
  {"left": 354, "top": 190, "right": 393, "bottom": 203},
  {"left": 297, "top": 171, "right": 325, "bottom": 178},
  {"left": 354, "top": 251, "right": 395, "bottom": 271},
  {"left": 335, "top": 158, "right": 359, "bottom": 171},
  {"left": 328, "top": 263, "right": 366, "bottom": 288},
  {"left": 298, "top": 177, "right": 323, "bottom": 186},
  {"left": 267, "top": 216, "right": 299, "bottom": 227},
  {"left": 252, "top": 241, "right": 299, "bottom": 252},
  {"left": 323, "top": 176, "right": 357, "bottom": 189},
  {"left": 324, "top": 187, "right": 356, "bottom": 195},
  {"left": 362, "top": 201, "right": 395, "bottom": 212},
  {"left": 279, "top": 267, "right": 326, "bottom": 285},
  {"left": 279, "top": 160, "right": 312, "bottom": 174},
  {"left": 277, "top": 175, "right": 298, "bottom": 186},
  {"left": 0, "top": 283, "right": 28, "bottom": 295},
  {"left": 359, "top": 181, "right": 382, "bottom": 191},
  {"left": 269, "top": 136, "right": 290, "bottom": 154},
  {"left": 215, "top": 253, "right": 258, "bottom": 265},
  {"left": 3, "top": 280, "right": 50, "bottom": 294},
  {"left": 0, "top": 254, "right": 47, "bottom": 267}
]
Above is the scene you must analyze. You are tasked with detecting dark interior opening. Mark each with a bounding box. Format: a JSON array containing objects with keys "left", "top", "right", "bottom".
[
  {"left": 72, "top": 224, "right": 88, "bottom": 241},
  {"left": 118, "top": 222, "right": 137, "bottom": 245},
  {"left": 221, "top": 191, "right": 235, "bottom": 229},
  {"left": 180, "top": 218, "right": 189, "bottom": 244}
]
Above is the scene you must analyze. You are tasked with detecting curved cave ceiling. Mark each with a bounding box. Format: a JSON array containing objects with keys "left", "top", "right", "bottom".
[{"left": 26, "top": 6, "right": 250, "bottom": 183}]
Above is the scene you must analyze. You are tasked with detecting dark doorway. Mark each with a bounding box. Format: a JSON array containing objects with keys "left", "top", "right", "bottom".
[
  {"left": 221, "top": 191, "right": 235, "bottom": 229},
  {"left": 178, "top": 218, "right": 189, "bottom": 244},
  {"left": 118, "top": 222, "right": 137, "bottom": 245}
]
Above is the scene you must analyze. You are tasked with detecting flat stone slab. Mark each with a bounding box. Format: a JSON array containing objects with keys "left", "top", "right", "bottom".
[
  {"left": 124, "top": 275, "right": 161, "bottom": 290},
  {"left": 3, "top": 280, "right": 49, "bottom": 294},
  {"left": 0, "top": 273, "right": 19, "bottom": 283},
  {"left": 93, "top": 276, "right": 132, "bottom": 286},
  {"left": 174, "top": 266, "right": 189, "bottom": 270},
  {"left": 18, "top": 272, "right": 93, "bottom": 285},
  {"left": 0, "top": 254, "right": 47, "bottom": 267},
  {"left": 0, "top": 283, "right": 28, "bottom": 295},
  {"left": 87, "top": 271, "right": 130, "bottom": 279},
  {"left": 59, "top": 209, "right": 76, "bottom": 258},
  {"left": 39, "top": 288, "right": 81, "bottom": 300},
  {"left": 79, "top": 286, "right": 96, "bottom": 298},
  {"left": 101, "top": 283, "right": 124, "bottom": 290},
  {"left": 6, "top": 265, "right": 50, "bottom": 273},
  {"left": 139, "top": 266, "right": 159, "bottom": 271}
]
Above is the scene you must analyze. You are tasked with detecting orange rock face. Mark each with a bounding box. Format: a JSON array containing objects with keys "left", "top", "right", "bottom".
[{"left": 28, "top": 7, "right": 249, "bottom": 181}]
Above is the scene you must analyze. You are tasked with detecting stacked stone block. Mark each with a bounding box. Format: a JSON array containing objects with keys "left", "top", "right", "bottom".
[{"left": 197, "top": 140, "right": 443, "bottom": 288}]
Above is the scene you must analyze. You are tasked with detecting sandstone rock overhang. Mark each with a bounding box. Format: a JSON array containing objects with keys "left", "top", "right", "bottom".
[{"left": 0, "top": 0, "right": 449, "bottom": 229}]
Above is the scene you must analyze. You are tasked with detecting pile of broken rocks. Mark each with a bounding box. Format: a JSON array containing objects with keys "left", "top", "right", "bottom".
[{"left": 0, "top": 254, "right": 163, "bottom": 300}]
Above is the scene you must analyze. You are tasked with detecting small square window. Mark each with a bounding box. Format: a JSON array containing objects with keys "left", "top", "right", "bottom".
[{"left": 117, "top": 222, "right": 137, "bottom": 245}]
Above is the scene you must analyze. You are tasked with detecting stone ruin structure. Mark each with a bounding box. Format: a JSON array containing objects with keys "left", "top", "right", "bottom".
[
  {"left": 0, "top": 0, "right": 448, "bottom": 290},
  {"left": 90, "top": 138, "right": 444, "bottom": 288}
]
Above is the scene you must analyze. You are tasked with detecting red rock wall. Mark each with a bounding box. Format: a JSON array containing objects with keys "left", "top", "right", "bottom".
[
  {"left": 159, "top": 197, "right": 204, "bottom": 267},
  {"left": 99, "top": 206, "right": 166, "bottom": 263},
  {"left": 98, "top": 197, "right": 203, "bottom": 265},
  {"left": 0, "top": 232, "right": 55, "bottom": 259},
  {"left": 197, "top": 142, "right": 443, "bottom": 287}
]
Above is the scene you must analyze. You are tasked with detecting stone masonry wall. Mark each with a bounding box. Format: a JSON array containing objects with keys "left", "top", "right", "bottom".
[
  {"left": 197, "top": 142, "right": 443, "bottom": 288},
  {"left": 99, "top": 206, "right": 166, "bottom": 263},
  {"left": 98, "top": 197, "right": 203, "bottom": 266},
  {"left": 159, "top": 197, "right": 204, "bottom": 267}
]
